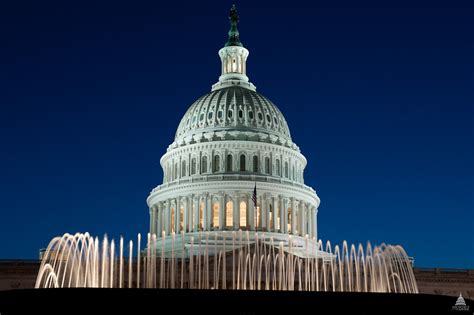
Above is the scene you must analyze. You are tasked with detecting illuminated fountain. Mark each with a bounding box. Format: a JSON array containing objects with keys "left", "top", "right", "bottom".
[
  {"left": 35, "top": 232, "right": 418, "bottom": 293},
  {"left": 35, "top": 6, "right": 420, "bottom": 295}
]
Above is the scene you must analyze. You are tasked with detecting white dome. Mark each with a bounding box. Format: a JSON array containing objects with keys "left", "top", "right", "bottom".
[
  {"left": 147, "top": 5, "right": 319, "bottom": 242},
  {"left": 172, "top": 86, "right": 298, "bottom": 151}
]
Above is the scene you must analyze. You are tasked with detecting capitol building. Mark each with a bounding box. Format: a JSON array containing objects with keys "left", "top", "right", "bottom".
[{"left": 146, "top": 5, "right": 319, "bottom": 246}]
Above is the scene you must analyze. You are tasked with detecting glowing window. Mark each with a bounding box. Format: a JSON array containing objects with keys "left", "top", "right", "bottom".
[
  {"left": 226, "top": 201, "right": 233, "bottom": 227},
  {"left": 239, "top": 201, "right": 247, "bottom": 228},
  {"left": 213, "top": 202, "right": 219, "bottom": 228}
]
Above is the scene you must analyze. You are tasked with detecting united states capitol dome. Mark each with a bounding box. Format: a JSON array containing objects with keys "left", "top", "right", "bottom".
[{"left": 173, "top": 86, "right": 295, "bottom": 150}]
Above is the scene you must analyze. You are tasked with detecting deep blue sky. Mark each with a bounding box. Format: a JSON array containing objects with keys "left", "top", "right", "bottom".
[{"left": 0, "top": 0, "right": 472, "bottom": 268}]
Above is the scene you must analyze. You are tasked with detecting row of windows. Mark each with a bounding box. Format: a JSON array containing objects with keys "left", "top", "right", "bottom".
[
  {"left": 164, "top": 154, "right": 303, "bottom": 183},
  {"left": 158, "top": 202, "right": 309, "bottom": 234}
]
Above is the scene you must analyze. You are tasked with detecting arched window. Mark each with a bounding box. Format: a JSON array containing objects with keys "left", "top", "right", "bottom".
[
  {"left": 201, "top": 156, "right": 208, "bottom": 173},
  {"left": 240, "top": 154, "right": 246, "bottom": 171},
  {"left": 276, "top": 159, "right": 281, "bottom": 176},
  {"left": 226, "top": 201, "right": 233, "bottom": 227},
  {"left": 252, "top": 156, "right": 258, "bottom": 173},
  {"left": 226, "top": 154, "right": 233, "bottom": 172},
  {"left": 284, "top": 162, "right": 289, "bottom": 178},
  {"left": 174, "top": 162, "right": 178, "bottom": 180},
  {"left": 191, "top": 158, "right": 196, "bottom": 175},
  {"left": 265, "top": 157, "right": 270, "bottom": 174},
  {"left": 213, "top": 202, "right": 219, "bottom": 228},
  {"left": 181, "top": 160, "right": 186, "bottom": 177},
  {"left": 240, "top": 201, "right": 247, "bottom": 228},
  {"left": 213, "top": 155, "right": 220, "bottom": 173}
]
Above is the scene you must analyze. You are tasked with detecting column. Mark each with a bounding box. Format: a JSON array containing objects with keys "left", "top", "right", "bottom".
[
  {"left": 272, "top": 196, "right": 277, "bottom": 232},
  {"left": 306, "top": 203, "right": 313, "bottom": 239},
  {"left": 291, "top": 198, "right": 296, "bottom": 235},
  {"left": 206, "top": 193, "right": 212, "bottom": 231},
  {"left": 314, "top": 207, "right": 318, "bottom": 241},
  {"left": 183, "top": 197, "right": 188, "bottom": 233},
  {"left": 233, "top": 192, "right": 240, "bottom": 230},
  {"left": 279, "top": 195, "right": 284, "bottom": 233},
  {"left": 157, "top": 202, "right": 162, "bottom": 236},
  {"left": 165, "top": 200, "right": 171, "bottom": 235},
  {"left": 247, "top": 194, "right": 253, "bottom": 230},
  {"left": 194, "top": 195, "right": 199, "bottom": 231},
  {"left": 219, "top": 193, "right": 225, "bottom": 230},
  {"left": 299, "top": 201, "right": 305, "bottom": 237},
  {"left": 149, "top": 207, "right": 154, "bottom": 235},
  {"left": 175, "top": 198, "right": 181, "bottom": 234},
  {"left": 263, "top": 195, "right": 269, "bottom": 231}
]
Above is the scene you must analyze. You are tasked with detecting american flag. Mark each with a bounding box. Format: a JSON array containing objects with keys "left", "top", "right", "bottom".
[{"left": 252, "top": 182, "right": 257, "bottom": 208}]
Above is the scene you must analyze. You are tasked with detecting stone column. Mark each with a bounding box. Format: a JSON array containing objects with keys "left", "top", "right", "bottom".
[
  {"left": 159, "top": 202, "right": 164, "bottom": 236},
  {"left": 314, "top": 207, "right": 318, "bottom": 241},
  {"left": 233, "top": 192, "right": 240, "bottom": 230},
  {"left": 291, "top": 198, "right": 296, "bottom": 235},
  {"left": 165, "top": 199, "right": 171, "bottom": 235},
  {"left": 175, "top": 198, "right": 181, "bottom": 234},
  {"left": 279, "top": 195, "right": 284, "bottom": 233},
  {"left": 182, "top": 197, "right": 188, "bottom": 233},
  {"left": 272, "top": 196, "right": 277, "bottom": 232},
  {"left": 194, "top": 195, "right": 199, "bottom": 232},
  {"left": 206, "top": 193, "right": 212, "bottom": 231},
  {"left": 282, "top": 198, "right": 288, "bottom": 234},
  {"left": 149, "top": 207, "right": 154, "bottom": 236},
  {"left": 247, "top": 194, "right": 254, "bottom": 230},
  {"left": 299, "top": 201, "right": 305, "bottom": 237},
  {"left": 263, "top": 195, "right": 269, "bottom": 231},
  {"left": 219, "top": 192, "right": 225, "bottom": 230},
  {"left": 309, "top": 206, "right": 313, "bottom": 239}
]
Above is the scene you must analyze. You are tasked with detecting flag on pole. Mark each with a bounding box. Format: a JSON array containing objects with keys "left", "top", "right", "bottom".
[{"left": 252, "top": 182, "right": 257, "bottom": 208}]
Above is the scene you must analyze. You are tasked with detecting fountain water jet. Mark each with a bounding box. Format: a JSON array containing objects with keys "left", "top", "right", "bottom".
[{"left": 35, "top": 231, "right": 418, "bottom": 293}]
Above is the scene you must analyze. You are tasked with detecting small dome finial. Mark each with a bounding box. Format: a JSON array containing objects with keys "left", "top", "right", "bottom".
[{"left": 225, "top": 4, "right": 242, "bottom": 47}]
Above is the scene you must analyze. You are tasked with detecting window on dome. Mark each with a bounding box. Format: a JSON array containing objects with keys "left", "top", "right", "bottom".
[
  {"left": 266, "top": 114, "right": 271, "bottom": 122},
  {"left": 199, "top": 113, "right": 204, "bottom": 121},
  {"left": 226, "top": 201, "right": 233, "bottom": 227},
  {"left": 213, "top": 202, "right": 219, "bottom": 228},
  {"left": 284, "top": 162, "right": 289, "bottom": 178},
  {"left": 239, "top": 201, "right": 247, "bottom": 228},
  {"left": 181, "top": 161, "right": 186, "bottom": 177},
  {"left": 191, "top": 158, "right": 196, "bottom": 175},
  {"left": 273, "top": 117, "right": 278, "bottom": 125},
  {"left": 248, "top": 111, "right": 254, "bottom": 119},
  {"left": 238, "top": 110, "right": 243, "bottom": 119},
  {"left": 201, "top": 156, "right": 208, "bottom": 173},
  {"left": 192, "top": 116, "right": 197, "bottom": 123},
  {"left": 240, "top": 155, "right": 246, "bottom": 171},
  {"left": 252, "top": 156, "right": 258, "bottom": 172},
  {"left": 228, "top": 110, "right": 233, "bottom": 118},
  {"left": 276, "top": 159, "right": 281, "bottom": 176},
  {"left": 227, "top": 154, "right": 233, "bottom": 172},
  {"left": 218, "top": 111, "right": 223, "bottom": 119},
  {"left": 208, "top": 112, "right": 213, "bottom": 120},
  {"left": 213, "top": 155, "right": 220, "bottom": 173},
  {"left": 265, "top": 157, "right": 270, "bottom": 174},
  {"left": 258, "top": 112, "right": 263, "bottom": 121}
]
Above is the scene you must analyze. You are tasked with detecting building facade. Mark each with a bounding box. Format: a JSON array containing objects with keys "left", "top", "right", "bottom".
[{"left": 146, "top": 5, "right": 320, "bottom": 240}]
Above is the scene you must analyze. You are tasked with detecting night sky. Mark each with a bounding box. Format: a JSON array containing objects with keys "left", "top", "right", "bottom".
[{"left": 0, "top": 0, "right": 472, "bottom": 268}]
